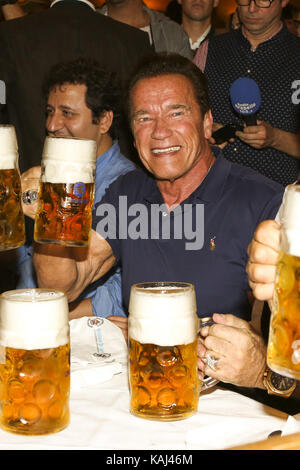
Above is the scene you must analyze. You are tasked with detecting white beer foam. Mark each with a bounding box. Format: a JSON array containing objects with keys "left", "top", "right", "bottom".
[
  {"left": 280, "top": 184, "right": 300, "bottom": 258},
  {"left": 41, "top": 137, "right": 97, "bottom": 184},
  {"left": 0, "top": 125, "right": 19, "bottom": 170},
  {"left": 0, "top": 289, "right": 69, "bottom": 350},
  {"left": 129, "top": 285, "right": 197, "bottom": 346}
]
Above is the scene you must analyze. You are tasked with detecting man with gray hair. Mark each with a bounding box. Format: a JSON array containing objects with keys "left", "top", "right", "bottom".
[{"left": 31, "top": 53, "right": 292, "bottom": 404}]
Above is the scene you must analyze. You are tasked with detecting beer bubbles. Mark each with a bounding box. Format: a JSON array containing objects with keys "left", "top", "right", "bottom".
[
  {"left": 0, "top": 289, "right": 70, "bottom": 435},
  {"left": 267, "top": 184, "right": 300, "bottom": 379},
  {"left": 0, "top": 125, "right": 25, "bottom": 251},
  {"left": 128, "top": 282, "right": 200, "bottom": 421},
  {"left": 34, "top": 136, "right": 97, "bottom": 247}
]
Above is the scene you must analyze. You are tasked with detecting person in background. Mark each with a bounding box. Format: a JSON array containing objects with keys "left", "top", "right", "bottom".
[
  {"left": 0, "top": 0, "right": 151, "bottom": 175},
  {"left": 194, "top": 0, "right": 300, "bottom": 187},
  {"left": 178, "top": 0, "right": 219, "bottom": 55},
  {"left": 19, "top": 57, "right": 135, "bottom": 328},
  {"left": 97, "top": 0, "right": 192, "bottom": 59}
]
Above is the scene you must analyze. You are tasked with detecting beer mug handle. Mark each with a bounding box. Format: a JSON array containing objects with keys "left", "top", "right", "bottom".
[
  {"left": 201, "top": 375, "right": 219, "bottom": 391},
  {"left": 198, "top": 316, "right": 219, "bottom": 391}
]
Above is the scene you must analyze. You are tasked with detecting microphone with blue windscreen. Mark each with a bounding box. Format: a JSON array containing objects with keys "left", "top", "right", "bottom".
[{"left": 230, "top": 77, "right": 261, "bottom": 126}]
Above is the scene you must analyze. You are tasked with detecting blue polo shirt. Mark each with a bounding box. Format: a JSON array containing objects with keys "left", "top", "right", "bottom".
[{"left": 92, "top": 148, "right": 284, "bottom": 320}]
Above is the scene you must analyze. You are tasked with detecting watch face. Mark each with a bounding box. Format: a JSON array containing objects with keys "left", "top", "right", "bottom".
[{"left": 270, "top": 372, "right": 295, "bottom": 391}]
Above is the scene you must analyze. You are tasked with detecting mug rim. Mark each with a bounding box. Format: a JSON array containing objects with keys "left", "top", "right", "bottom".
[{"left": 131, "top": 281, "right": 194, "bottom": 294}]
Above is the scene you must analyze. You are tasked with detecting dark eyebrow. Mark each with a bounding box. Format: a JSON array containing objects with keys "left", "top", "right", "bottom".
[
  {"left": 132, "top": 103, "right": 190, "bottom": 119},
  {"left": 58, "top": 105, "right": 78, "bottom": 112},
  {"left": 131, "top": 109, "right": 149, "bottom": 119},
  {"left": 46, "top": 104, "right": 78, "bottom": 113}
]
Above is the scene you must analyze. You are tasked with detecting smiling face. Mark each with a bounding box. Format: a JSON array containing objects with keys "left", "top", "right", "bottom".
[
  {"left": 46, "top": 83, "right": 113, "bottom": 154},
  {"left": 130, "top": 74, "right": 213, "bottom": 182}
]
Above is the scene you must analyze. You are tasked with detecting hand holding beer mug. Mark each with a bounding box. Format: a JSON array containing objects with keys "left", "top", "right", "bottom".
[
  {"left": 34, "top": 136, "right": 97, "bottom": 247},
  {"left": 129, "top": 282, "right": 203, "bottom": 421},
  {"left": 0, "top": 125, "right": 25, "bottom": 251},
  {"left": 267, "top": 182, "right": 300, "bottom": 379},
  {"left": 0, "top": 289, "right": 70, "bottom": 435}
]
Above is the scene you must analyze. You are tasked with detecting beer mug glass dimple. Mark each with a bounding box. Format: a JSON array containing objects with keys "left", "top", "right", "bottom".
[
  {"left": 128, "top": 282, "right": 200, "bottom": 421},
  {"left": 34, "top": 136, "right": 97, "bottom": 247},
  {"left": 0, "top": 289, "right": 70, "bottom": 435},
  {"left": 0, "top": 125, "right": 25, "bottom": 251},
  {"left": 267, "top": 183, "right": 300, "bottom": 379}
]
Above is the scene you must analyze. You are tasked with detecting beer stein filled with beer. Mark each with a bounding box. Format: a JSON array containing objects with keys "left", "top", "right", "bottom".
[
  {"left": 0, "top": 288, "right": 70, "bottom": 435},
  {"left": 34, "top": 136, "right": 97, "bottom": 246},
  {"left": 128, "top": 282, "right": 200, "bottom": 421},
  {"left": 0, "top": 125, "right": 25, "bottom": 251},
  {"left": 267, "top": 182, "right": 300, "bottom": 379}
]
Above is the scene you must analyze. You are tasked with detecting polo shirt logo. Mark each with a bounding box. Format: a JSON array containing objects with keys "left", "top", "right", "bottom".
[{"left": 210, "top": 236, "right": 216, "bottom": 251}]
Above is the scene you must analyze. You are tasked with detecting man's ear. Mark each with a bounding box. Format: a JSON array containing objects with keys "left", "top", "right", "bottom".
[
  {"left": 203, "top": 110, "right": 213, "bottom": 140},
  {"left": 98, "top": 110, "right": 113, "bottom": 135}
]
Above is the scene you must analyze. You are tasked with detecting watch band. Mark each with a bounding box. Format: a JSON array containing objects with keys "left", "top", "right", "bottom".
[
  {"left": 263, "top": 367, "right": 297, "bottom": 398},
  {"left": 0, "top": 0, "right": 18, "bottom": 6}
]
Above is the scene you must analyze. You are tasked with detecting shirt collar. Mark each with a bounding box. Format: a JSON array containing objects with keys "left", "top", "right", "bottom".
[
  {"left": 143, "top": 147, "right": 231, "bottom": 205},
  {"left": 96, "top": 141, "right": 120, "bottom": 172},
  {"left": 51, "top": 0, "right": 96, "bottom": 11},
  {"left": 189, "top": 25, "right": 211, "bottom": 50},
  {"left": 236, "top": 21, "right": 286, "bottom": 51}
]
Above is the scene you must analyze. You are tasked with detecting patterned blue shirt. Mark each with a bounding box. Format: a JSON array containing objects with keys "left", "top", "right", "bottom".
[{"left": 198, "top": 24, "right": 300, "bottom": 186}]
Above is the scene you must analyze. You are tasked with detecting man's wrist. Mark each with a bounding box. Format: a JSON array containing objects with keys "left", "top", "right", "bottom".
[{"left": 263, "top": 366, "right": 297, "bottom": 398}]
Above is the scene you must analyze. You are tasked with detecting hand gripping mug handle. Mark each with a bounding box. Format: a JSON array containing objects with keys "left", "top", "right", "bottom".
[{"left": 198, "top": 317, "right": 219, "bottom": 391}]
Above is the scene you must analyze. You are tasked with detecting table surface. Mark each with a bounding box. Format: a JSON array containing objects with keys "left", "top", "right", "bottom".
[{"left": 0, "top": 318, "right": 291, "bottom": 451}]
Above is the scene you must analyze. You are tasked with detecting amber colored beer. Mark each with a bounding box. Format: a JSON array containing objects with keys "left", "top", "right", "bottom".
[
  {"left": 0, "top": 168, "right": 25, "bottom": 250},
  {"left": 0, "top": 343, "right": 70, "bottom": 435},
  {"left": 0, "top": 288, "right": 70, "bottom": 435},
  {"left": 34, "top": 181, "right": 95, "bottom": 246},
  {"left": 34, "top": 136, "right": 97, "bottom": 247},
  {"left": 267, "top": 251, "right": 300, "bottom": 379},
  {"left": 129, "top": 338, "right": 199, "bottom": 420},
  {"left": 128, "top": 282, "right": 199, "bottom": 421}
]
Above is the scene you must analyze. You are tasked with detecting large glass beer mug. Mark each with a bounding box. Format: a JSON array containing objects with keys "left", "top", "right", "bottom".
[
  {"left": 128, "top": 282, "right": 200, "bottom": 421},
  {"left": 0, "top": 125, "right": 25, "bottom": 251},
  {"left": 0, "top": 289, "right": 70, "bottom": 435},
  {"left": 34, "top": 136, "right": 97, "bottom": 246},
  {"left": 267, "top": 182, "right": 300, "bottom": 379}
]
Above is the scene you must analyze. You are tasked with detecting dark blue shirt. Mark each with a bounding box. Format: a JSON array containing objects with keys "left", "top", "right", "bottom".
[{"left": 92, "top": 149, "right": 284, "bottom": 320}]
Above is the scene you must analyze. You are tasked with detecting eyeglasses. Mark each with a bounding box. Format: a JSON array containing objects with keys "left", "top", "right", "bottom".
[{"left": 236, "top": 0, "right": 274, "bottom": 8}]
